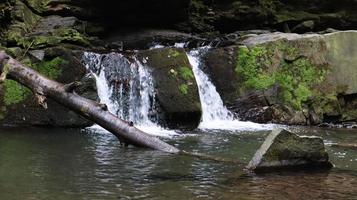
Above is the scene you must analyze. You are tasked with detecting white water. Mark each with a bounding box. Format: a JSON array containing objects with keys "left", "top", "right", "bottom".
[
  {"left": 187, "top": 48, "right": 276, "bottom": 131},
  {"left": 83, "top": 47, "right": 275, "bottom": 137},
  {"left": 83, "top": 52, "right": 177, "bottom": 138}
]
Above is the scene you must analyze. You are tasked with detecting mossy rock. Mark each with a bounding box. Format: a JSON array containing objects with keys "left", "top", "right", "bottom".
[
  {"left": 0, "top": 47, "right": 96, "bottom": 127},
  {"left": 247, "top": 129, "right": 332, "bottom": 172},
  {"left": 203, "top": 32, "right": 357, "bottom": 125},
  {"left": 137, "top": 48, "right": 201, "bottom": 129}
]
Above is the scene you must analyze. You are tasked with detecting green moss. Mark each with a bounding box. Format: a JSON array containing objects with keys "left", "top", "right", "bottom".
[
  {"left": 7, "top": 27, "right": 89, "bottom": 49},
  {"left": 4, "top": 80, "right": 31, "bottom": 106},
  {"left": 179, "top": 84, "right": 189, "bottom": 95},
  {"left": 236, "top": 45, "right": 329, "bottom": 110},
  {"left": 179, "top": 66, "right": 194, "bottom": 81},
  {"left": 168, "top": 49, "right": 181, "bottom": 58},
  {"left": 26, "top": 0, "right": 51, "bottom": 13},
  {"left": 235, "top": 46, "right": 276, "bottom": 90},
  {"left": 2, "top": 57, "right": 65, "bottom": 106},
  {"left": 32, "top": 57, "right": 66, "bottom": 79}
]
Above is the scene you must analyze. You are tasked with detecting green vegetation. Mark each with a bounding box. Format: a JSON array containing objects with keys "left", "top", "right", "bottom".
[
  {"left": 3, "top": 57, "right": 66, "bottom": 106},
  {"left": 179, "top": 66, "right": 194, "bottom": 81},
  {"left": 236, "top": 45, "right": 328, "bottom": 110},
  {"left": 3, "top": 80, "right": 31, "bottom": 106},
  {"left": 7, "top": 28, "right": 89, "bottom": 49},
  {"left": 32, "top": 57, "right": 66, "bottom": 79},
  {"left": 179, "top": 84, "right": 189, "bottom": 95},
  {"left": 168, "top": 49, "right": 181, "bottom": 58},
  {"left": 236, "top": 47, "right": 276, "bottom": 90}
]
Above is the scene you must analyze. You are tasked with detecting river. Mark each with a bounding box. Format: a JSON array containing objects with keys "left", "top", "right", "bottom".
[{"left": 0, "top": 127, "right": 356, "bottom": 199}]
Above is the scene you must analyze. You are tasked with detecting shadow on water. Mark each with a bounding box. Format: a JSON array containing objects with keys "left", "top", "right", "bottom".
[{"left": 0, "top": 126, "right": 357, "bottom": 199}]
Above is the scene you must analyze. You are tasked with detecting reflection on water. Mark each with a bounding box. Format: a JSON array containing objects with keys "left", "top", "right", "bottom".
[{"left": 0, "top": 127, "right": 356, "bottom": 199}]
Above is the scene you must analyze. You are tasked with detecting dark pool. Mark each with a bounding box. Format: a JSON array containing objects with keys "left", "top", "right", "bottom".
[{"left": 0, "top": 127, "right": 356, "bottom": 199}]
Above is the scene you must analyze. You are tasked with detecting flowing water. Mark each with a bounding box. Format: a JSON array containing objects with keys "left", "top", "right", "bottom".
[
  {"left": 83, "top": 52, "right": 177, "bottom": 138},
  {"left": 0, "top": 127, "right": 357, "bottom": 200},
  {"left": 187, "top": 48, "right": 276, "bottom": 131}
]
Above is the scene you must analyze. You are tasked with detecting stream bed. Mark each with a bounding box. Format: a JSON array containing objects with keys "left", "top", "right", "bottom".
[{"left": 0, "top": 127, "right": 356, "bottom": 199}]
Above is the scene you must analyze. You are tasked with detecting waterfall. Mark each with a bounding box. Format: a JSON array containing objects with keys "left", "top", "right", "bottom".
[
  {"left": 83, "top": 52, "right": 177, "bottom": 137},
  {"left": 187, "top": 48, "right": 275, "bottom": 131}
]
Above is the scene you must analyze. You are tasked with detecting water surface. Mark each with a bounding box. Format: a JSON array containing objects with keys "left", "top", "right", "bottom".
[{"left": 0, "top": 127, "right": 356, "bottom": 200}]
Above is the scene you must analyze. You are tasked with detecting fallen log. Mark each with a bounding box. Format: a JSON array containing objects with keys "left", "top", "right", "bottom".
[{"left": 0, "top": 51, "right": 180, "bottom": 153}]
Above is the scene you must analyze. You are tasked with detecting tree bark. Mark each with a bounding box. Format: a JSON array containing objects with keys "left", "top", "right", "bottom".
[{"left": 0, "top": 51, "right": 180, "bottom": 153}]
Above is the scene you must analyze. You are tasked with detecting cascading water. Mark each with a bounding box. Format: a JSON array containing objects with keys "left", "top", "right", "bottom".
[
  {"left": 187, "top": 48, "right": 275, "bottom": 131},
  {"left": 83, "top": 52, "right": 177, "bottom": 137}
]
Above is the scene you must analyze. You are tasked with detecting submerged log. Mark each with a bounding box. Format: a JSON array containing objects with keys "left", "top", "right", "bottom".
[{"left": 0, "top": 51, "right": 179, "bottom": 153}]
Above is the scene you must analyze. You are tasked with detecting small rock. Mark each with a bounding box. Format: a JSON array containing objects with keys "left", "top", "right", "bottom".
[
  {"left": 29, "top": 50, "right": 45, "bottom": 61},
  {"left": 247, "top": 129, "right": 333, "bottom": 172}
]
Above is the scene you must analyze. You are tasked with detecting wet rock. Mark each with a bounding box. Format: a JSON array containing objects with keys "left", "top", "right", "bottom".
[
  {"left": 137, "top": 48, "right": 201, "bottom": 129},
  {"left": 270, "top": 105, "right": 307, "bottom": 125},
  {"left": 230, "top": 91, "right": 272, "bottom": 123},
  {"left": 202, "top": 46, "right": 239, "bottom": 105},
  {"left": 247, "top": 129, "right": 333, "bottom": 172}
]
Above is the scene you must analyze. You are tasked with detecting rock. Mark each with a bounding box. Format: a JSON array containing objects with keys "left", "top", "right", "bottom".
[
  {"left": 202, "top": 46, "right": 239, "bottom": 105},
  {"left": 106, "top": 29, "right": 199, "bottom": 50},
  {"left": 186, "top": 0, "right": 357, "bottom": 33},
  {"left": 202, "top": 31, "right": 357, "bottom": 125},
  {"left": 325, "top": 31, "right": 357, "bottom": 95},
  {"left": 137, "top": 48, "right": 201, "bottom": 129},
  {"left": 29, "top": 50, "right": 45, "bottom": 61},
  {"left": 0, "top": 47, "right": 96, "bottom": 127},
  {"left": 247, "top": 129, "right": 333, "bottom": 172},
  {"left": 291, "top": 20, "right": 315, "bottom": 33},
  {"left": 24, "top": 0, "right": 190, "bottom": 31},
  {"left": 270, "top": 105, "right": 307, "bottom": 125}
]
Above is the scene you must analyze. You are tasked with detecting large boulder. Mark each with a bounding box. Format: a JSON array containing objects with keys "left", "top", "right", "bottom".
[
  {"left": 203, "top": 31, "right": 357, "bottom": 125},
  {"left": 247, "top": 129, "right": 333, "bottom": 172},
  {"left": 138, "top": 48, "right": 202, "bottom": 129}
]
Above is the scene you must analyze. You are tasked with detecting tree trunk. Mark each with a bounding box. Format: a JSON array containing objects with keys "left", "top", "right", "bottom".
[{"left": 0, "top": 51, "right": 180, "bottom": 153}]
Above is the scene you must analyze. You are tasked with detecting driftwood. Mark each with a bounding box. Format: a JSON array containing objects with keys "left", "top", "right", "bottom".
[{"left": 0, "top": 51, "right": 180, "bottom": 153}]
